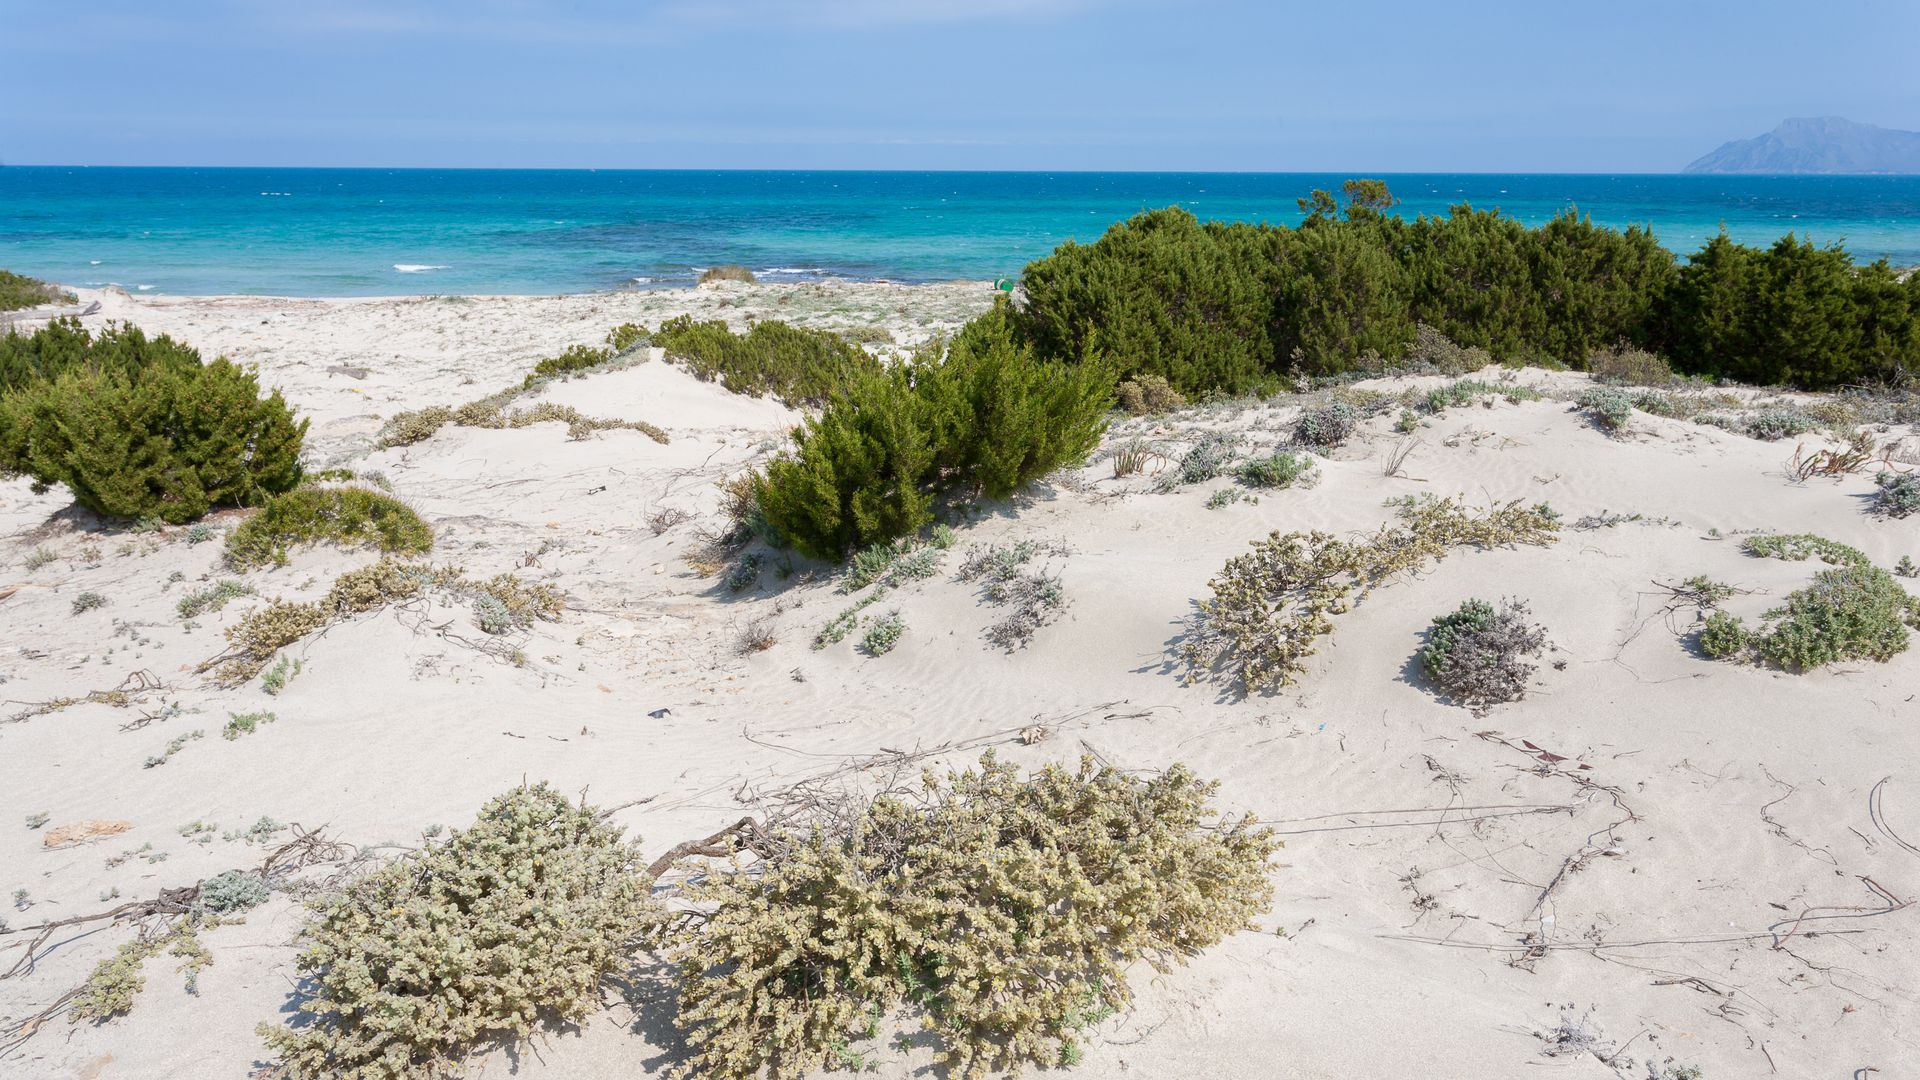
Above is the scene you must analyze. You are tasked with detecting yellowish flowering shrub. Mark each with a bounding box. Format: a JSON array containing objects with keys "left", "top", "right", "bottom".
[
  {"left": 661, "top": 753, "right": 1276, "bottom": 1079},
  {"left": 258, "top": 785, "right": 659, "bottom": 1080}
]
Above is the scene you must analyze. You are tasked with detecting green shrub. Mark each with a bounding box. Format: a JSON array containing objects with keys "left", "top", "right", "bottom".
[
  {"left": 1271, "top": 221, "right": 1414, "bottom": 372},
  {"left": 1698, "top": 611, "right": 1751, "bottom": 657},
  {"left": 258, "top": 784, "right": 658, "bottom": 1080},
  {"left": 198, "top": 870, "right": 270, "bottom": 914},
  {"left": 754, "top": 367, "right": 935, "bottom": 560},
  {"left": 0, "top": 269, "right": 72, "bottom": 312},
  {"left": 662, "top": 754, "right": 1276, "bottom": 1080},
  {"left": 523, "top": 343, "right": 612, "bottom": 387},
  {"left": 917, "top": 302, "right": 1111, "bottom": 498},
  {"left": 1235, "top": 450, "right": 1315, "bottom": 489},
  {"left": 1710, "top": 533, "right": 1920, "bottom": 669},
  {"left": 604, "top": 322, "right": 648, "bottom": 352},
  {"left": 1748, "top": 564, "right": 1918, "bottom": 670},
  {"left": 0, "top": 321, "right": 306, "bottom": 523},
  {"left": 225, "top": 485, "right": 433, "bottom": 570},
  {"left": 1015, "top": 207, "right": 1284, "bottom": 397},
  {"left": 653, "top": 316, "right": 881, "bottom": 406},
  {"left": 1659, "top": 233, "right": 1920, "bottom": 388},
  {"left": 1872, "top": 470, "right": 1919, "bottom": 518},
  {"left": 698, "top": 264, "right": 756, "bottom": 284},
  {"left": 756, "top": 307, "right": 1110, "bottom": 560}
]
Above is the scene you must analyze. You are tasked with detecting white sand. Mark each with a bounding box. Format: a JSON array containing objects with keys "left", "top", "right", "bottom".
[{"left": 2, "top": 284, "right": 1916, "bottom": 1079}]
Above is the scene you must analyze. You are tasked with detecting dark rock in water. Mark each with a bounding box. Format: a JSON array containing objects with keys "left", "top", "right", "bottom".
[{"left": 1685, "top": 116, "right": 1920, "bottom": 174}]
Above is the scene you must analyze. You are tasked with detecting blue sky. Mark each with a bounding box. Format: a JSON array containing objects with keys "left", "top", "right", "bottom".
[{"left": 4, "top": 0, "right": 1916, "bottom": 171}]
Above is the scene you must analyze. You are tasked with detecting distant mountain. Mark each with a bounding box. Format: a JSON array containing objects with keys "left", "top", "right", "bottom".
[{"left": 1685, "top": 117, "right": 1920, "bottom": 174}]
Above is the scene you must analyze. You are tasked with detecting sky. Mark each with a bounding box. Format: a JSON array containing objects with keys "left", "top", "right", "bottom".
[{"left": 3, "top": 0, "right": 1917, "bottom": 171}]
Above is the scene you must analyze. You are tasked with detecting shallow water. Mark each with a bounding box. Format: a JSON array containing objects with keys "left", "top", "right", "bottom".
[{"left": 3, "top": 167, "right": 1917, "bottom": 296}]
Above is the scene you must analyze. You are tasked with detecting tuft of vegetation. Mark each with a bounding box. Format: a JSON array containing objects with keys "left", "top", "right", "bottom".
[
  {"left": 860, "top": 609, "right": 906, "bottom": 655},
  {"left": 1293, "top": 401, "right": 1359, "bottom": 448},
  {"left": 258, "top": 784, "right": 658, "bottom": 1080},
  {"left": 379, "top": 398, "right": 667, "bottom": 449},
  {"left": 1577, "top": 385, "right": 1636, "bottom": 433},
  {"left": 221, "top": 710, "right": 276, "bottom": 741},
  {"left": 1705, "top": 534, "right": 1920, "bottom": 669},
  {"left": 0, "top": 269, "right": 74, "bottom": 312},
  {"left": 225, "top": 485, "right": 434, "bottom": 570},
  {"left": 177, "top": 578, "right": 253, "bottom": 620},
  {"left": 1114, "top": 374, "right": 1186, "bottom": 415},
  {"left": 1183, "top": 495, "right": 1560, "bottom": 693},
  {"left": 1872, "top": 471, "right": 1919, "bottom": 518},
  {"left": 1586, "top": 344, "right": 1672, "bottom": 385},
  {"left": 1417, "top": 597, "right": 1549, "bottom": 705},
  {"left": 651, "top": 315, "right": 881, "bottom": 407},
  {"left": 260, "top": 655, "right": 302, "bottom": 695},
  {"left": 959, "top": 540, "right": 1071, "bottom": 650},
  {"left": 70, "top": 590, "right": 108, "bottom": 615},
  {"left": 1235, "top": 450, "right": 1316, "bottom": 489},
  {"left": 698, "top": 264, "right": 756, "bottom": 284},
  {"left": 0, "top": 319, "right": 307, "bottom": 523},
  {"left": 660, "top": 754, "right": 1276, "bottom": 1080},
  {"left": 197, "top": 870, "right": 270, "bottom": 915},
  {"left": 523, "top": 343, "right": 613, "bottom": 388}
]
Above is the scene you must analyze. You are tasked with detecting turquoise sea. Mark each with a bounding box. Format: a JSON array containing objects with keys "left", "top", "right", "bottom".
[{"left": 2, "top": 168, "right": 1917, "bottom": 297}]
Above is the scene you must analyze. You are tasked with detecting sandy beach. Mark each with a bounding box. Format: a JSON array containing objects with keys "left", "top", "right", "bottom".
[{"left": 2, "top": 281, "right": 1917, "bottom": 1080}]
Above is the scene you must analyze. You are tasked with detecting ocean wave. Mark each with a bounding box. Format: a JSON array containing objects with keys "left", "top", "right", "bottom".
[
  {"left": 137, "top": 285, "right": 156, "bottom": 291},
  {"left": 759, "top": 267, "right": 829, "bottom": 275},
  {"left": 392, "top": 264, "right": 448, "bottom": 273}
]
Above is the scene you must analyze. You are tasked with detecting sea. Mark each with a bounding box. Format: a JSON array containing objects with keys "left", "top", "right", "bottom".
[{"left": 3, "top": 167, "right": 1917, "bottom": 298}]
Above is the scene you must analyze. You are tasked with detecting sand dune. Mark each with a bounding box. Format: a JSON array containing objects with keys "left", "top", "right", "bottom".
[{"left": 2, "top": 283, "right": 1916, "bottom": 1079}]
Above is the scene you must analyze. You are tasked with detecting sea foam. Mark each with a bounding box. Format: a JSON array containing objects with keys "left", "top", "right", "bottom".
[{"left": 393, "top": 264, "right": 448, "bottom": 273}]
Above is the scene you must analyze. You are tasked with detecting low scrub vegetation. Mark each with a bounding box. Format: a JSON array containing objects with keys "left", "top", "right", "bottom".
[
  {"left": 1418, "top": 597, "right": 1549, "bottom": 705},
  {"left": 1701, "top": 535, "right": 1919, "bottom": 670},
  {"left": 652, "top": 315, "right": 881, "bottom": 406},
  {"left": 698, "top": 264, "right": 756, "bottom": 284},
  {"left": 0, "top": 319, "right": 307, "bottom": 523},
  {"left": 660, "top": 754, "right": 1276, "bottom": 1080},
  {"left": 1183, "top": 495, "right": 1561, "bottom": 693},
  {"left": 0, "top": 269, "right": 72, "bottom": 312},
  {"left": 259, "top": 785, "right": 658, "bottom": 1080},
  {"left": 224, "top": 484, "right": 434, "bottom": 569}
]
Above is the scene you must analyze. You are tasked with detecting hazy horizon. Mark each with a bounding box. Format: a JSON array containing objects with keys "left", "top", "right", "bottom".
[{"left": 4, "top": 1, "right": 1916, "bottom": 172}]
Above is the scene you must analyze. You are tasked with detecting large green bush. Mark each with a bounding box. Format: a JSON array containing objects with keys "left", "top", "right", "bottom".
[
  {"left": 258, "top": 784, "right": 657, "bottom": 1080},
  {"left": 0, "top": 321, "right": 306, "bottom": 523},
  {"left": 1010, "top": 184, "right": 1918, "bottom": 393},
  {"left": 917, "top": 303, "right": 1112, "bottom": 498},
  {"left": 756, "top": 305, "right": 1110, "bottom": 559},
  {"left": 663, "top": 754, "right": 1276, "bottom": 1080},
  {"left": 1014, "top": 207, "right": 1283, "bottom": 397},
  {"left": 754, "top": 366, "right": 936, "bottom": 560}
]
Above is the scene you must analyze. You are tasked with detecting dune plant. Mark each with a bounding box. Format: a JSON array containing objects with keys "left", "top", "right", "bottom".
[
  {"left": 756, "top": 304, "right": 1109, "bottom": 560},
  {"left": 0, "top": 320, "right": 306, "bottom": 523},
  {"left": 652, "top": 315, "right": 880, "bottom": 407},
  {"left": 1701, "top": 533, "right": 1920, "bottom": 669},
  {"left": 660, "top": 754, "right": 1276, "bottom": 1080},
  {"left": 1418, "top": 597, "right": 1549, "bottom": 705},
  {"left": 0, "top": 269, "right": 72, "bottom": 312},
  {"left": 258, "top": 784, "right": 659, "bottom": 1080},
  {"left": 1183, "top": 495, "right": 1560, "bottom": 693},
  {"left": 224, "top": 485, "right": 433, "bottom": 570}
]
